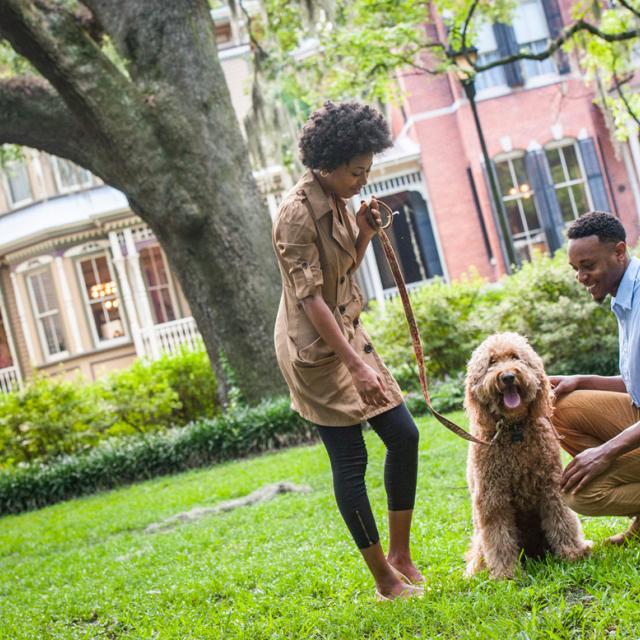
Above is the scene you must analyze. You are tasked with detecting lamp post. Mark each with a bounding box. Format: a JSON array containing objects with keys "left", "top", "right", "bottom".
[{"left": 448, "top": 46, "right": 518, "bottom": 271}]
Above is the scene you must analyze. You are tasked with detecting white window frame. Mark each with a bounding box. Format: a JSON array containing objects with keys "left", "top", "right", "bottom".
[
  {"left": 25, "top": 267, "right": 69, "bottom": 363},
  {"left": 51, "top": 156, "right": 94, "bottom": 194},
  {"left": 544, "top": 139, "right": 594, "bottom": 222},
  {"left": 75, "top": 251, "right": 129, "bottom": 349},
  {"left": 139, "top": 244, "right": 180, "bottom": 325},
  {"left": 1, "top": 160, "right": 34, "bottom": 209},
  {"left": 494, "top": 152, "right": 548, "bottom": 262}
]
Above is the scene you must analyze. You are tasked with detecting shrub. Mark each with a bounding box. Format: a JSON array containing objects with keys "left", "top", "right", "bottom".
[
  {"left": 0, "top": 346, "right": 219, "bottom": 469},
  {"left": 0, "top": 396, "right": 313, "bottom": 516},
  {"left": 363, "top": 250, "right": 620, "bottom": 390}
]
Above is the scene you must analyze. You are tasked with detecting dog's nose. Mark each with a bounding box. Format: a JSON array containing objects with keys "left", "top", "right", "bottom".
[{"left": 500, "top": 372, "right": 516, "bottom": 385}]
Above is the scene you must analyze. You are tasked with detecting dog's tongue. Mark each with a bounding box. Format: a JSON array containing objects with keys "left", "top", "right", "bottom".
[{"left": 503, "top": 387, "right": 521, "bottom": 409}]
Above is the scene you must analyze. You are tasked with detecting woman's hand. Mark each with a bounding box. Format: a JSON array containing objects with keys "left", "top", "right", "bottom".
[
  {"left": 355, "top": 197, "right": 382, "bottom": 238},
  {"left": 349, "top": 360, "right": 389, "bottom": 407},
  {"left": 549, "top": 375, "right": 581, "bottom": 397}
]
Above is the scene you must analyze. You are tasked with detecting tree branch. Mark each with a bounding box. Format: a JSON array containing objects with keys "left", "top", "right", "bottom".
[
  {"left": 0, "top": 0, "right": 146, "bottom": 156},
  {"left": 617, "top": 0, "right": 640, "bottom": 20},
  {"left": 474, "top": 19, "right": 640, "bottom": 73},
  {"left": 0, "top": 76, "right": 122, "bottom": 188}
]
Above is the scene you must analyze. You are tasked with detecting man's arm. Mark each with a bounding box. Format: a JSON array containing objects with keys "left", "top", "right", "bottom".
[{"left": 550, "top": 374, "right": 627, "bottom": 396}]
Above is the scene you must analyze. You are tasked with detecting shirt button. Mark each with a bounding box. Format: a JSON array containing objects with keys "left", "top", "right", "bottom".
[
  {"left": 364, "top": 343, "right": 373, "bottom": 354},
  {"left": 338, "top": 305, "right": 346, "bottom": 313}
]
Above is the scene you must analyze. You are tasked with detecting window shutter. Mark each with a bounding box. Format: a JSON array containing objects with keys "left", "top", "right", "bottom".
[
  {"left": 578, "top": 138, "right": 611, "bottom": 212},
  {"left": 524, "top": 150, "right": 564, "bottom": 253},
  {"left": 492, "top": 23, "right": 524, "bottom": 88},
  {"left": 406, "top": 192, "right": 444, "bottom": 278},
  {"left": 540, "top": 0, "right": 570, "bottom": 74}
]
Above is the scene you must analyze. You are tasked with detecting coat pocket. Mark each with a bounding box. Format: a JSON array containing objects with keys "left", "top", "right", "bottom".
[{"left": 295, "top": 335, "right": 338, "bottom": 367}]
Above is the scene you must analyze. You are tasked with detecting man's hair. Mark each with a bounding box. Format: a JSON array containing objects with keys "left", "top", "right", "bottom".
[
  {"left": 567, "top": 211, "right": 626, "bottom": 243},
  {"left": 299, "top": 101, "right": 392, "bottom": 171}
]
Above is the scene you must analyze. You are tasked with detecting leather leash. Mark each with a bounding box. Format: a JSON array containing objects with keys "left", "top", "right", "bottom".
[{"left": 369, "top": 201, "right": 490, "bottom": 446}]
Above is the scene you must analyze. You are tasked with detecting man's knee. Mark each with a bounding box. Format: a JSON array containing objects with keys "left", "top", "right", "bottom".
[{"left": 562, "top": 487, "right": 608, "bottom": 517}]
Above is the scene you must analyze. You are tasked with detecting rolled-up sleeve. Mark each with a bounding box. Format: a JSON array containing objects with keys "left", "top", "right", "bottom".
[{"left": 273, "top": 200, "right": 324, "bottom": 300}]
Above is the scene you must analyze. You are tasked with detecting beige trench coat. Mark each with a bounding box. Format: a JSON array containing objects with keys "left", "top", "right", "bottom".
[{"left": 272, "top": 169, "right": 403, "bottom": 426}]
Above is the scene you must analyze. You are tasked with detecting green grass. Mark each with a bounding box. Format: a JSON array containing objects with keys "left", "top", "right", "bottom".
[{"left": 2, "top": 412, "right": 640, "bottom": 639}]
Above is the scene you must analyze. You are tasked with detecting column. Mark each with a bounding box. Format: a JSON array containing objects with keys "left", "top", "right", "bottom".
[
  {"left": 122, "top": 228, "right": 160, "bottom": 359},
  {"left": 108, "top": 230, "right": 147, "bottom": 358}
]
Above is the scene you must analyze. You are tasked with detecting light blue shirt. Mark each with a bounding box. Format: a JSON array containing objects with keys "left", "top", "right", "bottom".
[{"left": 611, "top": 257, "right": 640, "bottom": 406}]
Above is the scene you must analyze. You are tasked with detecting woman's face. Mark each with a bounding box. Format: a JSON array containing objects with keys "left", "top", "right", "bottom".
[{"left": 323, "top": 152, "right": 373, "bottom": 199}]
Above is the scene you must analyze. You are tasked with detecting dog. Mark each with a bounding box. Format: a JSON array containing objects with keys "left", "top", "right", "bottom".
[{"left": 464, "top": 332, "right": 591, "bottom": 579}]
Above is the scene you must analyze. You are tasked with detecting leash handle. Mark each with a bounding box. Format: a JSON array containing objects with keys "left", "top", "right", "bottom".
[{"left": 372, "top": 201, "right": 490, "bottom": 447}]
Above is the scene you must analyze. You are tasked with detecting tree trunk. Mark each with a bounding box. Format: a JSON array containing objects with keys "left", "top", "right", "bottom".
[{"left": 0, "top": 0, "right": 286, "bottom": 403}]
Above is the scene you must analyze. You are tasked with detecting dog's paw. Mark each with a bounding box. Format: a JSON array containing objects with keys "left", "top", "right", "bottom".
[
  {"left": 558, "top": 540, "right": 593, "bottom": 561},
  {"left": 488, "top": 566, "right": 516, "bottom": 580}
]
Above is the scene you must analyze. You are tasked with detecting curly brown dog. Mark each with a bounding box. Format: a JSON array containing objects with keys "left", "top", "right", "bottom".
[{"left": 464, "top": 332, "right": 591, "bottom": 579}]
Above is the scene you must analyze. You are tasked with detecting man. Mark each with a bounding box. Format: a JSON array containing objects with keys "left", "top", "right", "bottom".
[{"left": 550, "top": 211, "right": 640, "bottom": 544}]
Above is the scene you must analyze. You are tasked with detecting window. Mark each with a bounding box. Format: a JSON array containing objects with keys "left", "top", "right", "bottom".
[
  {"left": 545, "top": 142, "right": 592, "bottom": 222},
  {"left": 512, "top": 0, "right": 557, "bottom": 80},
  {"left": 77, "top": 254, "right": 126, "bottom": 344},
  {"left": 495, "top": 156, "right": 548, "bottom": 263},
  {"left": 52, "top": 157, "right": 93, "bottom": 193},
  {"left": 26, "top": 269, "right": 67, "bottom": 359},
  {"left": 475, "top": 22, "right": 508, "bottom": 92},
  {"left": 3, "top": 161, "right": 33, "bottom": 208},
  {"left": 0, "top": 314, "right": 12, "bottom": 369},
  {"left": 140, "top": 245, "right": 177, "bottom": 324}
]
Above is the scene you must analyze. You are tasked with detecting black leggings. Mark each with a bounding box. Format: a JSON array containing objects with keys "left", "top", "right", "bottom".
[{"left": 316, "top": 403, "right": 419, "bottom": 549}]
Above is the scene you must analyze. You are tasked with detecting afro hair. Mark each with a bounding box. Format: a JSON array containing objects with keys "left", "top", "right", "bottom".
[
  {"left": 298, "top": 101, "right": 392, "bottom": 171},
  {"left": 567, "top": 211, "right": 626, "bottom": 244}
]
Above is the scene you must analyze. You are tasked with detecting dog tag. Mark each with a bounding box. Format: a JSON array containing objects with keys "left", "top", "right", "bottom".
[{"left": 511, "top": 431, "right": 524, "bottom": 443}]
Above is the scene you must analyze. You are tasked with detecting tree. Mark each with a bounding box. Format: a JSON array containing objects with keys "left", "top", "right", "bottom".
[
  {"left": 250, "top": 0, "right": 640, "bottom": 139},
  {"left": 0, "top": 1, "right": 285, "bottom": 403}
]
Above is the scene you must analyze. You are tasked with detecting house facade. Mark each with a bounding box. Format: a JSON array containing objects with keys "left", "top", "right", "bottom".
[{"left": 1, "top": 0, "right": 639, "bottom": 392}]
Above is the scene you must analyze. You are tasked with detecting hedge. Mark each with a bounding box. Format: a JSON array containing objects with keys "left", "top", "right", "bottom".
[{"left": 0, "top": 397, "right": 314, "bottom": 516}]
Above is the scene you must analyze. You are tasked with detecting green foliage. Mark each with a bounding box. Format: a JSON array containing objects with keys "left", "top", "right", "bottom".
[
  {"left": 0, "top": 346, "right": 218, "bottom": 468},
  {"left": 363, "top": 249, "right": 620, "bottom": 394},
  {"left": 0, "top": 396, "right": 313, "bottom": 516}
]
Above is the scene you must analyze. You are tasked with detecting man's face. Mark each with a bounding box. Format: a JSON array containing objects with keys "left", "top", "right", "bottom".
[
  {"left": 326, "top": 152, "right": 373, "bottom": 199},
  {"left": 568, "top": 235, "right": 628, "bottom": 303}
]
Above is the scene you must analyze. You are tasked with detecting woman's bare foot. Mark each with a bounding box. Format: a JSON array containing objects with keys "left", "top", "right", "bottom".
[
  {"left": 605, "top": 516, "right": 640, "bottom": 545},
  {"left": 387, "top": 554, "right": 425, "bottom": 585},
  {"left": 375, "top": 581, "right": 423, "bottom": 601}
]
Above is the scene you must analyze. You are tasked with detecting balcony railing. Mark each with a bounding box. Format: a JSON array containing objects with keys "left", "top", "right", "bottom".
[
  {"left": 0, "top": 366, "right": 21, "bottom": 394},
  {"left": 138, "top": 316, "right": 202, "bottom": 359}
]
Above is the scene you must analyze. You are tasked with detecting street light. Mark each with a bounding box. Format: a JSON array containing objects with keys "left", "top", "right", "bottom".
[{"left": 448, "top": 46, "right": 518, "bottom": 271}]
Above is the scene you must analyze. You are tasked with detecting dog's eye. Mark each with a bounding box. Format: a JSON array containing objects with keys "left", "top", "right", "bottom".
[{"left": 488, "top": 357, "right": 496, "bottom": 366}]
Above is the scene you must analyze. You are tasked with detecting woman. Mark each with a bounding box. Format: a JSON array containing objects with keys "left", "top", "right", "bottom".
[{"left": 272, "top": 101, "right": 424, "bottom": 601}]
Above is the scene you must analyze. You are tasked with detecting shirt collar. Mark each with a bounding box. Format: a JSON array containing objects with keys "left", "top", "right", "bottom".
[
  {"left": 611, "top": 256, "right": 640, "bottom": 311},
  {"left": 295, "top": 169, "right": 333, "bottom": 220}
]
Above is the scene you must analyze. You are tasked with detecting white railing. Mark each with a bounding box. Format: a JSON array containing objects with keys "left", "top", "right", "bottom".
[
  {"left": 382, "top": 279, "right": 429, "bottom": 301},
  {"left": 138, "top": 316, "right": 202, "bottom": 359},
  {"left": 0, "top": 366, "right": 21, "bottom": 394}
]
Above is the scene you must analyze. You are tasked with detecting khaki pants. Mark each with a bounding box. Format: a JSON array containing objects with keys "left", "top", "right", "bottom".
[{"left": 553, "top": 390, "right": 640, "bottom": 517}]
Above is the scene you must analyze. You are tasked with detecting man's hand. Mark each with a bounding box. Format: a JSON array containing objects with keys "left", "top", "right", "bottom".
[
  {"left": 561, "top": 444, "right": 615, "bottom": 494},
  {"left": 356, "top": 197, "right": 381, "bottom": 238},
  {"left": 549, "top": 374, "right": 581, "bottom": 397}
]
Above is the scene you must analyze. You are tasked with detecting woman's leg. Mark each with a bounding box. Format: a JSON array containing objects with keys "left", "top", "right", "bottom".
[
  {"left": 368, "top": 403, "right": 423, "bottom": 583},
  {"left": 317, "top": 423, "right": 419, "bottom": 598}
]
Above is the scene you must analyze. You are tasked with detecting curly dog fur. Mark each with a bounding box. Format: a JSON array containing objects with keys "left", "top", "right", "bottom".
[{"left": 464, "top": 332, "right": 591, "bottom": 579}]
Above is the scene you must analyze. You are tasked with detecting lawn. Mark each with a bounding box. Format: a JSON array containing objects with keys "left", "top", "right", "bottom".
[{"left": 1, "top": 412, "right": 640, "bottom": 639}]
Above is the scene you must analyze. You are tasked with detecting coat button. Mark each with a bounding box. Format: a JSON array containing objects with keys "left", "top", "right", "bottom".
[
  {"left": 364, "top": 343, "right": 373, "bottom": 354},
  {"left": 353, "top": 318, "right": 359, "bottom": 327},
  {"left": 338, "top": 305, "right": 346, "bottom": 313},
  {"left": 340, "top": 276, "right": 345, "bottom": 284}
]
